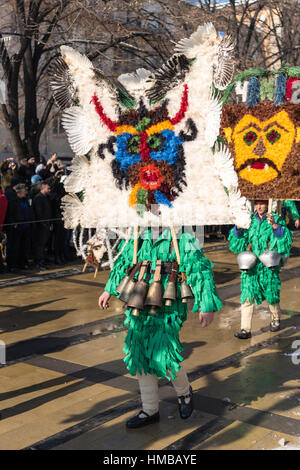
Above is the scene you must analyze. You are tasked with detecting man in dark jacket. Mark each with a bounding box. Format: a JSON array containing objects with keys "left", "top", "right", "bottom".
[
  {"left": 48, "top": 175, "right": 66, "bottom": 264},
  {"left": 0, "top": 158, "right": 19, "bottom": 192},
  {"left": 4, "top": 177, "right": 20, "bottom": 202},
  {"left": 32, "top": 180, "right": 52, "bottom": 269},
  {"left": 5, "top": 183, "right": 34, "bottom": 272},
  {"left": 18, "top": 156, "right": 36, "bottom": 188}
]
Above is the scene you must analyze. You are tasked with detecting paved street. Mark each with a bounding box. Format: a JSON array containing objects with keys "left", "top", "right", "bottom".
[{"left": 0, "top": 239, "right": 300, "bottom": 450}]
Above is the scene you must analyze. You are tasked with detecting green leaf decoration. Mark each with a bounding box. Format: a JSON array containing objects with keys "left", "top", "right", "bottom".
[
  {"left": 118, "top": 88, "right": 136, "bottom": 109},
  {"left": 135, "top": 117, "right": 151, "bottom": 132}
]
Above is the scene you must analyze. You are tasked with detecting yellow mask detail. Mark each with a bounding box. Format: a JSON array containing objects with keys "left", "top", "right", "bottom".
[{"left": 227, "top": 110, "right": 296, "bottom": 186}]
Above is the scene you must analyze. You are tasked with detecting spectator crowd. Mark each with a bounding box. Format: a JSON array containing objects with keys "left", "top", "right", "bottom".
[
  {"left": 0, "top": 153, "right": 73, "bottom": 274},
  {"left": 1, "top": 153, "right": 300, "bottom": 277}
]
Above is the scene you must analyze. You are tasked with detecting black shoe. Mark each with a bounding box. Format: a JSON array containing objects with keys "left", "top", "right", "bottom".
[
  {"left": 126, "top": 410, "right": 160, "bottom": 429},
  {"left": 36, "top": 264, "right": 48, "bottom": 271},
  {"left": 234, "top": 329, "right": 252, "bottom": 339},
  {"left": 8, "top": 267, "right": 18, "bottom": 273},
  {"left": 270, "top": 320, "right": 280, "bottom": 332},
  {"left": 178, "top": 386, "right": 193, "bottom": 419},
  {"left": 18, "top": 264, "right": 29, "bottom": 270}
]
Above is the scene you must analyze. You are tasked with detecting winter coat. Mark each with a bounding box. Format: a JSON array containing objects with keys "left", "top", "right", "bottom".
[
  {"left": 0, "top": 189, "right": 8, "bottom": 231},
  {"left": 33, "top": 192, "right": 52, "bottom": 227},
  {"left": 0, "top": 160, "right": 19, "bottom": 191},
  {"left": 5, "top": 195, "right": 34, "bottom": 229},
  {"left": 18, "top": 159, "right": 36, "bottom": 186}
]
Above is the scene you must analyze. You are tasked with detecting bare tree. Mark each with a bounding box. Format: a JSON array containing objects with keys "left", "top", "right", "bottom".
[
  {"left": 191, "top": 0, "right": 300, "bottom": 69},
  {"left": 0, "top": 0, "right": 188, "bottom": 161},
  {"left": 0, "top": 1, "right": 81, "bottom": 160},
  {"left": 1, "top": 0, "right": 298, "bottom": 161}
]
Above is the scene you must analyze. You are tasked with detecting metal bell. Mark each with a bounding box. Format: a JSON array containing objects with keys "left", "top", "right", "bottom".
[
  {"left": 144, "top": 281, "right": 162, "bottom": 314},
  {"left": 131, "top": 308, "right": 140, "bottom": 317},
  {"left": 237, "top": 251, "right": 257, "bottom": 271},
  {"left": 259, "top": 250, "right": 281, "bottom": 268},
  {"left": 163, "top": 281, "right": 177, "bottom": 306},
  {"left": 180, "top": 281, "right": 194, "bottom": 303},
  {"left": 127, "top": 279, "right": 148, "bottom": 311},
  {"left": 116, "top": 275, "right": 131, "bottom": 295},
  {"left": 118, "top": 278, "right": 136, "bottom": 303}
]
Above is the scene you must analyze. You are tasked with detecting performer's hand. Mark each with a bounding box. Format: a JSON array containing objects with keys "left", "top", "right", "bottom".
[
  {"left": 199, "top": 311, "right": 214, "bottom": 328},
  {"left": 98, "top": 291, "right": 111, "bottom": 309},
  {"left": 267, "top": 213, "right": 278, "bottom": 229},
  {"left": 295, "top": 219, "right": 300, "bottom": 229}
]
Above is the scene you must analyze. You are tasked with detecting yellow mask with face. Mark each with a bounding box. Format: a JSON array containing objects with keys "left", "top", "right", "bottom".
[{"left": 223, "top": 110, "right": 300, "bottom": 185}]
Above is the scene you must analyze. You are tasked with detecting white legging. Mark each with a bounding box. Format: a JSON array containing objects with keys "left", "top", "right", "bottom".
[
  {"left": 137, "top": 366, "right": 190, "bottom": 416},
  {"left": 241, "top": 299, "right": 281, "bottom": 332}
]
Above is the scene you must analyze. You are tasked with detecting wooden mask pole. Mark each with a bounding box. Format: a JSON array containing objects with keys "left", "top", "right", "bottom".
[
  {"left": 133, "top": 226, "right": 139, "bottom": 266},
  {"left": 170, "top": 225, "right": 181, "bottom": 266},
  {"left": 268, "top": 198, "right": 273, "bottom": 215},
  {"left": 277, "top": 200, "right": 282, "bottom": 216}
]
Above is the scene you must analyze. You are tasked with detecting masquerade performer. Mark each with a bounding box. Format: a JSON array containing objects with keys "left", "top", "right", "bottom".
[
  {"left": 281, "top": 200, "right": 300, "bottom": 229},
  {"left": 220, "top": 67, "right": 300, "bottom": 340},
  {"left": 228, "top": 200, "right": 292, "bottom": 339},
  {"left": 99, "top": 226, "right": 221, "bottom": 427},
  {"left": 50, "top": 24, "right": 251, "bottom": 428}
]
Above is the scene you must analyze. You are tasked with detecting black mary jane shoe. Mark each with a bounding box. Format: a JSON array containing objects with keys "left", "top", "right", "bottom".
[
  {"left": 178, "top": 386, "right": 193, "bottom": 420},
  {"left": 234, "top": 329, "right": 252, "bottom": 339},
  {"left": 126, "top": 410, "right": 160, "bottom": 429},
  {"left": 270, "top": 320, "right": 280, "bottom": 332}
]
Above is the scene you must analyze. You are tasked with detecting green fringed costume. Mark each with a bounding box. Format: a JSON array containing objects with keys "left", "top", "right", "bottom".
[
  {"left": 228, "top": 212, "right": 293, "bottom": 306},
  {"left": 281, "top": 200, "right": 300, "bottom": 225},
  {"left": 105, "top": 228, "right": 222, "bottom": 380}
]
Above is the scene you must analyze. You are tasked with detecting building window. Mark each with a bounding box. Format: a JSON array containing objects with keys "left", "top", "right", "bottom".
[{"left": 52, "top": 116, "right": 65, "bottom": 136}]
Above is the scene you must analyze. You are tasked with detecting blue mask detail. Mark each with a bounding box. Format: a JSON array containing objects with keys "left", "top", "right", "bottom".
[
  {"left": 149, "top": 129, "right": 183, "bottom": 166},
  {"left": 115, "top": 133, "right": 141, "bottom": 171}
]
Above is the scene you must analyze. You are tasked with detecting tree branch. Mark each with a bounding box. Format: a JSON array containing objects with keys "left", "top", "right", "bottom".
[{"left": 37, "top": 96, "right": 54, "bottom": 139}]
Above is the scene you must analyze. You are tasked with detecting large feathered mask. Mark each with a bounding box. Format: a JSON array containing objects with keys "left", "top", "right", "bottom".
[{"left": 50, "top": 23, "right": 250, "bottom": 230}]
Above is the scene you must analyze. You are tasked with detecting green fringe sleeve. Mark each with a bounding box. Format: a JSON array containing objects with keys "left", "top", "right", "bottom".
[
  {"left": 228, "top": 226, "right": 249, "bottom": 254},
  {"left": 179, "top": 232, "right": 223, "bottom": 313},
  {"left": 268, "top": 214, "right": 293, "bottom": 256},
  {"left": 285, "top": 200, "right": 300, "bottom": 222},
  {"left": 104, "top": 238, "right": 134, "bottom": 296}
]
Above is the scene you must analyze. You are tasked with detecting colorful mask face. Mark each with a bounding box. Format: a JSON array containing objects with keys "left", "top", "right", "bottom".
[
  {"left": 221, "top": 101, "right": 300, "bottom": 199},
  {"left": 224, "top": 110, "right": 297, "bottom": 185},
  {"left": 93, "top": 86, "right": 197, "bottom": 215}
]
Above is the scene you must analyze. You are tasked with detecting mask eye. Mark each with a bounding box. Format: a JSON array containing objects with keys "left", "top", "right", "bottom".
[
  {"left": 243, "top": 130, "right": 258, "bottom": 146},
  {"left": 147, "top": 133, "right": 165, "bottom": 152},
  {"left": 127, "top": 135, "right": 140, "bottom": 154},
  {"left": 266, "top": 129, "right": 281, "bottom": 144}
]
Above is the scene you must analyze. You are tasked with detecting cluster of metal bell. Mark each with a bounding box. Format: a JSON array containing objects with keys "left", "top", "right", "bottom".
[
  {"left": 237, "top": 250, "right": 282, "bottom": 271},
  {"left": 115, "top": 263, "right": 194, "bottom": 317},
  {"left": 259, "top": 250, "right": 282, "bottom": 268}
]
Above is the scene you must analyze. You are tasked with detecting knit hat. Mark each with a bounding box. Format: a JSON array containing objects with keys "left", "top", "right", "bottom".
[
  {"left": 15, "top": 183, "right": 26, "bottom": 192},
  {"left": 35, "top": 164, "right": 45, "bottom": 174},
  {"left": 10, "top": 177, "right": 20, "bottom": 187},
  {"left": 31, "top": 174, "right": 42, "bottom": 184},
  {"left": 254, "top": 200, "right": 268, "bottom": 205}
]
